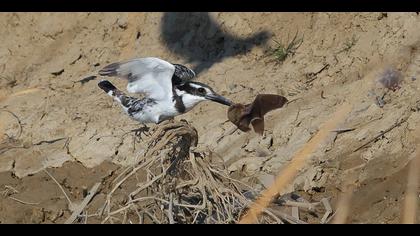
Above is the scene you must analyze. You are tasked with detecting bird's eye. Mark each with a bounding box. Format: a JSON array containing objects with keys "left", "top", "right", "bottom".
[{"left": 198, "top": 88, "right": 206, "bottom": 94}]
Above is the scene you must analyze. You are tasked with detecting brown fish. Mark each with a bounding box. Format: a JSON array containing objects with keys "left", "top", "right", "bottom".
[{"left": 227, "top": 94, "right": 288, "bottom": 135}]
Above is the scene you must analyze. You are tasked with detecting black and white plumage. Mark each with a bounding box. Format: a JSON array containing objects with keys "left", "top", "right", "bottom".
[{"left": 98, "top": 57, "right": 232, "bottom": 124}]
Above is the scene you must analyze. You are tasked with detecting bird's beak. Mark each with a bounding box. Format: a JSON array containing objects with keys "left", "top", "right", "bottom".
[{"left": 205, "top": 93, "right": 233, "bottom": 106}]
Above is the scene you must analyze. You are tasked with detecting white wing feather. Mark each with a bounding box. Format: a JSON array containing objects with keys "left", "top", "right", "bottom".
[{"left": 99, "top": 57, "right": 175, "bottom": 101}]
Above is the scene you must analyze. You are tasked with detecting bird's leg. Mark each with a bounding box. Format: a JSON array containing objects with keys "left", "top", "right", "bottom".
[
  {"left": 130, "top": 124, "right": 151, "bottom": 139},
  {"left": 157, "top": 117, "right": 176, "bottom": 126}
]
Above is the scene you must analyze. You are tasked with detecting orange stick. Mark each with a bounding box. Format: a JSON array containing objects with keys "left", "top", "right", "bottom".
[
  {"left": 402, "top": 151, "right": 420, "bottom": 223},
  {"left": 239, "top": 102, "right": 353, "bottom": 224}
]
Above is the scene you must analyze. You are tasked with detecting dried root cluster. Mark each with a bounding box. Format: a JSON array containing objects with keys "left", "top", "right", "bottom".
[{"left": 97, "top": 120, "right": 282, "bottom": 224}]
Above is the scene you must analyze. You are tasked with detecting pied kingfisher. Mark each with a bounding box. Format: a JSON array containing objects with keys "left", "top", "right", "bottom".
[{"left": 98, "top": 57, "right": 232, "bottom": 127}]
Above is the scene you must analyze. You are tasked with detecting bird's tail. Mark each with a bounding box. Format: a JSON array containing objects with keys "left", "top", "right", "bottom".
[
  {"left": 98, "top": 80, "right": 126, "bottom": 104},
  {"left": 98, "top": 80, "right": 141, "bottom": 115},
  {"left": 98, "top": 80, "right": 117, "bottom": 93}
]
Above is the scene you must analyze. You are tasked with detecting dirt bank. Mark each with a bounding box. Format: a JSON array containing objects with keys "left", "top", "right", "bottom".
[{"left": 1, "top": 12, "right": 420, "bottom": 223}]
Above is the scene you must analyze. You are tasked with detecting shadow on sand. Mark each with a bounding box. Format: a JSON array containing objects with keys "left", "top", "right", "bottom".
[{"left": 161, "top": 12, "right": 271, "bottom": 75}]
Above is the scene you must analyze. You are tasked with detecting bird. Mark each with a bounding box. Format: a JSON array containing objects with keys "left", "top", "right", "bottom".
[
  {"left": 227, "top": 94, "right": 288, "bottom": 135},
  {"left": 97, "top": 57, "right": 233, "bottom": 130}
]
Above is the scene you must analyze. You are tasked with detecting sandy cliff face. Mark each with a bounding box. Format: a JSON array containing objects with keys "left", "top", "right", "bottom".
[{"left": 1, "top": 12, "right": 420, "bottom": 223}]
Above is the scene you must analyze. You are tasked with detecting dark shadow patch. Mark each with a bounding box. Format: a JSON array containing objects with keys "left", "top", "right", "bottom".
[
  {"left": 77, "top": 75, "right": 97, "bottom": 85},
  {"left": 51, "top": 69, "right": 64, "bottom": 76},
  {"left": 160, "top": 12, "right": 271, "bottom": 75}
]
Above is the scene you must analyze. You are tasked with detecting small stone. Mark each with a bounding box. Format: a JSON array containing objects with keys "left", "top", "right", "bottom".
[
  {"left": 116, "top": 18, "right": 128, "bottom": 29},
  {"left": 255, "top": 146, "right": 271, "bottom": 157}
]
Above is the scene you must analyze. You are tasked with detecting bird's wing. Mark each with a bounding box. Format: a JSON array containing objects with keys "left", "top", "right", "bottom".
[
  {"left": 99, "top": 57, "right": 176, "bottom": 101},
  {"left": 173, "top": 64, "right": 196, "bottom": 80}
]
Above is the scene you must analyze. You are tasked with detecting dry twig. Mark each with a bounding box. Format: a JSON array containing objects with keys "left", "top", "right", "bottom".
[{"left": 65, "top": 182, "right": 101, "bottom": 224}]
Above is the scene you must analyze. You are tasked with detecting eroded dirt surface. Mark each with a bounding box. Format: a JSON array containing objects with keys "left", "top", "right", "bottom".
[{"left": 1, "top": 12, "right": 420, "bottom": 223}]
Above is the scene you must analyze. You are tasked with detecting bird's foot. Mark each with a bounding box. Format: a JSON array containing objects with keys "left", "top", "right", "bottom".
[{"left": 131, "top": 125, "right": 151, "bottom": 139}]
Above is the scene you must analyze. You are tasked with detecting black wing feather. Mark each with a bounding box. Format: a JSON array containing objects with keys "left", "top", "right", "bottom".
[
  {"left": 98, "top": 62, "right": 121, "bottom": 76},
  {"left": 173, "top": 64, "right": 196, "bottom": 80}
]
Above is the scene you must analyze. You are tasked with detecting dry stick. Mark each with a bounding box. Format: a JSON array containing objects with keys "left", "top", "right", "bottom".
[
  {"left": 129, "top": 166, "right": 169, "bottom": 197},
  {"left": 186, "top": 158, "right": 208, "bottom": 210},
  {"left": 192, "top": 210, "right": 201, "bottom": 224},
  {"left": 0, "top": 109, "right": 23, "bottom": 140},
  {"left": 107, "top": 203, "right": 135, "bottom": 216},
  {"left": 331, "top": 128, "right": 356, "bottom": 134},
  {"left": 200, "top": 159, "right": 231, "bottom": 220},
  {"left": 44, "top": 169, "right": 74, "bottom": 209},
  {"left": 175, "top": 179, "right": 199, "bottom": 189},
  {"left": 320, "top": 198, "right": 333, "bottom": 224},
  {"left": 129, "top": 196, "right": 169, "bottom": 205},
  {"left": 0, "top": 88, "right": 42, "bottom": 140},
  {"left": 269, "top": 208, "right": 308, "bottom": 224},
  {"left": 210, "top": 167, "right": 255, "bottom": 191},
  {"left": 145, "top": 210, "right": 162, "bottom": 224},
  {"left": 64, "top": 182, "right": 101, "bottom": 224},
  {"left": 108, "top": 157, "right": 153, "bottom": 197},
  {"left": 262, "top": 209, "right": 284, "bottom": 224},
  {"left": 175, "top": 201, "right": 206, "bottom": 210},
  {"left": 84, "top": 211, "right": 88, "bottom": 224},
  {"left": 331, "top": 185, "right": 355, "bottom": 224},
  {"left": 214, "top": 204, "right": 222, "bottom": 222},
  {"left": 85, "top": 213, "right": 100, "bottom": 218},
  {"left": 325, "top": 206, "right": 340, "bottom": 223},
  {"left": 133, "top": 206, "right": 143, "bottom": 224},
  {"left": 332, "top": 143, "right": 367, "bottom": 225},
  {"left": 1, "top": 185, "right": 19, "bottom": 196},
  {"left": 282, "top": 200, "right": 320, "bottom": 210},
  {"left": 0, "top": 88, "right": 41, "bottom": 104},
  {"left": 98, "top": 199, "right": 109, "bottom": 218},
  {"left": 291, "top": 207, "right": 299, "bottom": 221},
  {"left": 402, "top": 151, "right": 420, "bottom": 224},
  {"left": 213, "top": 194, "right": 228, "bottom": 222},
  {"left": 111, "top": 166, "right": 132, "bottom": 185},
  {"left": 234, "top": 192, "right": 285, "bottom": 224},
  {"left": 8, "top": 196, "right": 40, "bottom": 205},
  {"left": 353, "top": 116, "right": 409, "bottom": 152},
  {"left": 167, "top": 193, "right": 175, "bottom": 224},
  {"left": 101, "top": 215, "right": 111, "bottom": 224},
  {"left": 122, "top": 210, "right": 128, "bottom": 224},
  {"left": 239, "top": 103, "right": 353, "bottom": 224}
]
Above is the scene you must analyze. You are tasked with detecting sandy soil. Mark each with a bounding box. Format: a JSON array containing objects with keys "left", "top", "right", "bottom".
[{"left": 1, "top": 12, "right": 420, "bottom": 224}]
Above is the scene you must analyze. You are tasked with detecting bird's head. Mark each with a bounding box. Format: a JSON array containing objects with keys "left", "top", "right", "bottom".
[{"left": 175, "top": 81, "right": 233, "bottom": 110}]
